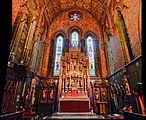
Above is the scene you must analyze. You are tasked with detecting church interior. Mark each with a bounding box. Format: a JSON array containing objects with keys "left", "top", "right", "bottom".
[{"left": 0, "top": 0, "right": 144, "bottom": 119}]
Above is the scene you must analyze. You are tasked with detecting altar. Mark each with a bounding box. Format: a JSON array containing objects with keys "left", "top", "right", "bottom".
[
  {"left": 59, "top": 97, "right": 90, "bottom": 112},
  {"left": 57, "top": 48, "right": 91, "bottom": 112}
]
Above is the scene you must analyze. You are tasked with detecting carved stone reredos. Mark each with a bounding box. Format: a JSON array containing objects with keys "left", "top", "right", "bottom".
[{"left": 58, "top": 49, "right": 91, "bottom": 97}]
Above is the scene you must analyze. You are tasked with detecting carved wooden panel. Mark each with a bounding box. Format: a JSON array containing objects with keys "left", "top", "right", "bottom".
[{"left": 39, "top": 79, "right": 55, "bottom": 104}]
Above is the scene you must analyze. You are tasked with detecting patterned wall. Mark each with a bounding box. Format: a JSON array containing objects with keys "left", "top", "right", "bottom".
[
  {"left": 109, "top": 30, "right": 125, "bottom": 71},
  {"left": 122, "top": 0, "right": 142, "bottom": 57},
  {"left": 12, "top": 0, "right": 29, "bottom": 27},
  {"left": 48, "top": 8, "right": 101, "bottom": 40}
]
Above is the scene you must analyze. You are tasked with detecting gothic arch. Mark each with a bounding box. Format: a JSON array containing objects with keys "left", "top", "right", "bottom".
[
  {"left": 84, "top": 31, "right": 98, "bottom": 40},
  {"left": 51, "top": 30, "right": 67, "bottom": 41},
  {"left": 84, "top": 32, "right": 102, "bottom": 76},
  {"left": 68, "top": 26, "right": 82, "bottom": 40}
]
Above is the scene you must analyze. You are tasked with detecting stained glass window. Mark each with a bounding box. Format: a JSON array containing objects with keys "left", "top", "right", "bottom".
[
  {"left": 71, "top": 31, "right": 79, "bottom": 49},
  {"left": 53, "top": 35, "right": 64, "bottom": 76},
  {"left": 86, "top": 35, "right": 96, "bottom": 76},
  {"left": 70, "top": 13, "right": 80, "bottom": 21}
]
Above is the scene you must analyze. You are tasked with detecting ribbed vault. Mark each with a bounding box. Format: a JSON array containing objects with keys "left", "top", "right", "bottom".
[{"left": 24, "top": 0, "right": 107, "bottom": 25}]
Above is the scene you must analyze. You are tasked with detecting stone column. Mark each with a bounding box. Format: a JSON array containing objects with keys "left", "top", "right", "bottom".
[
  {"left": 33, "top": 7, "right": 45, "bottom": 43},
  {"left": 21, "top": 15, "right": 37, "bottom": 64},
  {"left": 37, "top": 25, "right": 48, "bottom": 75},
  {"left": 29, "top": 6, "right": 45, "bottom": 70},
  {"left": 9, "top": 13, "right": 27, "bottom": 63},
  {"left": 98, "top": 28, "right": 108, "bottom": 78},
  {"left": 40, "top": 36, "right": 50, "bottom": 77}
]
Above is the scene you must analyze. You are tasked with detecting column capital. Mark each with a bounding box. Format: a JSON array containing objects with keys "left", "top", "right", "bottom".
[
  {"left": 31, "top": 14, "right": 38, "bottom": 22},
  {"left": 45, "top": 42, "right": 49, "bottom": 47},
  {"left": 20, "top": 13, "right": 28, "bottom": 22}
]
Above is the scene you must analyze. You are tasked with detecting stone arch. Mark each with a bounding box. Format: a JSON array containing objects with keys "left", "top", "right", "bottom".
[
  {"left": 68, "top": 26, "right": 83, "bottom": 39},
  {"left": 50, "top": 30, "right": 67, "bottom": 41}
]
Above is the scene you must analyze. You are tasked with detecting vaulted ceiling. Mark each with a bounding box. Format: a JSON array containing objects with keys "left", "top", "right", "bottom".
[
  {"left": 25, "top": 0, "right": 107, "bottom": 25},
  {"left": 45, "top": 0, "right": 106, "bottom": 23}
]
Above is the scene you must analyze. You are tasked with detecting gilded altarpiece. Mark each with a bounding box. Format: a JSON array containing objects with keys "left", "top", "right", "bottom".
[{"left": 58, "top": 49, "right": 91, "bottom": 112}]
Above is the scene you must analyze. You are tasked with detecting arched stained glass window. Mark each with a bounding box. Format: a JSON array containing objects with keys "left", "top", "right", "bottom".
[
  {"left": 53, "top": 35, "right": 64, "bottom": 76},
  {"left": 86, "top": 35, "right": 96, "bottom": 76},
  {"left": 71, "top": 30, "right": 79, "bottom": 49}
]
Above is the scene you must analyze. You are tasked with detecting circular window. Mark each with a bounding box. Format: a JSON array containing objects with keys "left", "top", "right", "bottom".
[{"left": 68, "top": 11, "right": 81, "bottom": 21}]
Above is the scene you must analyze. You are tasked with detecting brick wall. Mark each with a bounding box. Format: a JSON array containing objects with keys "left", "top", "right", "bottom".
[
  {"left": 109, "top": 30, "right": 125, "bottom": 71},
  {"left": 122, "top": 0, "right": 141, "bottom": 57},
  {"left": 48, "top": 8, "right": 101, "bottom": 40}
]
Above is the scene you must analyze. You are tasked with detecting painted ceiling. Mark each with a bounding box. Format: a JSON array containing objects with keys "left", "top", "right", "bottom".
[{"left": 25, "top": 0, "right": 107, "bottom": 25}]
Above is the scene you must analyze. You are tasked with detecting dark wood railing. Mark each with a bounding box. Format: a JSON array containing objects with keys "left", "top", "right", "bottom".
[
  {"left": 0, "top": 111, "right": 23, "bottom": 120},
  {"left": 108, "top": 55, "right": 141, "bottom": 77},
  {"left": 107, "top": 55, "right": 142, "bottom": 90},
  {"left": 124, "top": 111, "right": 146, "bottom": 120},
  {"left": 107, "top": 56, "right": 143, "bottom": 114}
]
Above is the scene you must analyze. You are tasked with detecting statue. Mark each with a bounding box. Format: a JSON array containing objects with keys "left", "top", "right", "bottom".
[
  {"left": 79, "top": 63, "right": 83, "bottom": 71},
  {"left": 50, "top": 89, "right": 54, "bottom": 99},
  {"left": 65, "top": 78, "right": 70, "bottom": 87},
  {"left": 71, "top": 62, "right": 74, "bottom": 71},
  {"left": 110, "top": 85, "right": 119, "bottom": 110},
  {"left": 63, "top": 61, "right": 66, "bottom": 67},
  {"left": 80, "top": 78, "right": 84, "bottom": 87},
  {"left": 95, "top": 88, "right": 100, "bottom": 101},
  {"left": 101, "top": 88, "right": 107, "bottom": 102},
  {"left": 31, "top": 93, "right": 35, "bottom": 105},
  {"left": 67, "top": 61, "right": 70, "bottom": 71},
  {"left": 42, "top": 89, "right": 47, "bottom": 100},
  {"left": 123, "top": 75, "right": 131, "bottom": 95}
]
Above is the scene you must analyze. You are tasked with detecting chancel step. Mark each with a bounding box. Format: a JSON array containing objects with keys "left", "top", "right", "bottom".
[{"left": 43, "top": 112, "right": 105, "bottom": 119}]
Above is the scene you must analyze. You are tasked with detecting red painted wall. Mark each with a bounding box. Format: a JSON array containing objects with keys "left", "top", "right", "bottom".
[
  {"left": 122, "top": 0, "right": 141, "bottom": 58},
  {"left": 109, "top": 30, "right": 125, "bottom": 71},
  {"left": 12, "top": 0, "right": 29, "bottom": 27}
]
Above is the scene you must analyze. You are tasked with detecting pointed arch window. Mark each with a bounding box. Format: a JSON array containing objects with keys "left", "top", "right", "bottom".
[
  {"left": 53, "top": 35, "right": 64, "bottom": 76},
  {"left": 71, "top": 30, "right": 79, "bottom": 49},
  {"left": 86, "top": 35, "right": 96, "bottom": 76}
]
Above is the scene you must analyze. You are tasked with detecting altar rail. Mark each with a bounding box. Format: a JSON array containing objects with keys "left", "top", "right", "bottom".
[{"left": 0, "top": 111, "right": 23, "bottom": 120}]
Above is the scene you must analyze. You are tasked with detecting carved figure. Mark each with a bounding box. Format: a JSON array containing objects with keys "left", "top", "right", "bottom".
[
  {"left": 65, "top": 78, "right": 70, "bottom": 87},
  {"left": 50, "top": 89, "right": 54, "bottom": 99},
  {"left": 80, "top": 78, "right": 84, "bottom": 87},
  {"left": 67, "top": 61, "right": 70, "bottom": 70},
  {"left": 31, "top": 93, "right": 35, "bottom": 105},
  {"left": 95, "top": 88, "right": 100, "bottom": 101},
  {"left": 79, "top": 64, "right": 83, "bottom": 70},
  {"left": 42, "top": 89, "right": 47, "bottom": 100},
  {"left": 101, "top": 88, "right": 107, "bottom": 101},
  {"left": 123, "top": 75, "right": 131, "bottom": 95}
]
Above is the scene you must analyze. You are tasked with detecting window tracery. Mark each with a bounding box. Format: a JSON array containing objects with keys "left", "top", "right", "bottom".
[
  {"left": 71, "top": 30, "right": 79, "bottom": 49},
  {"left": 86, "top": 35, "right": 96, "bottom": 76},
  {"left": 53, "top": 35, "right": 64, "bottom": 76}
]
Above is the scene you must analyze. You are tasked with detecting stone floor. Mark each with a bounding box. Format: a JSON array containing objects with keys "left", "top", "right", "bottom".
[{"left": 42, "top": 112, "right": 124, "bottom": 119}]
